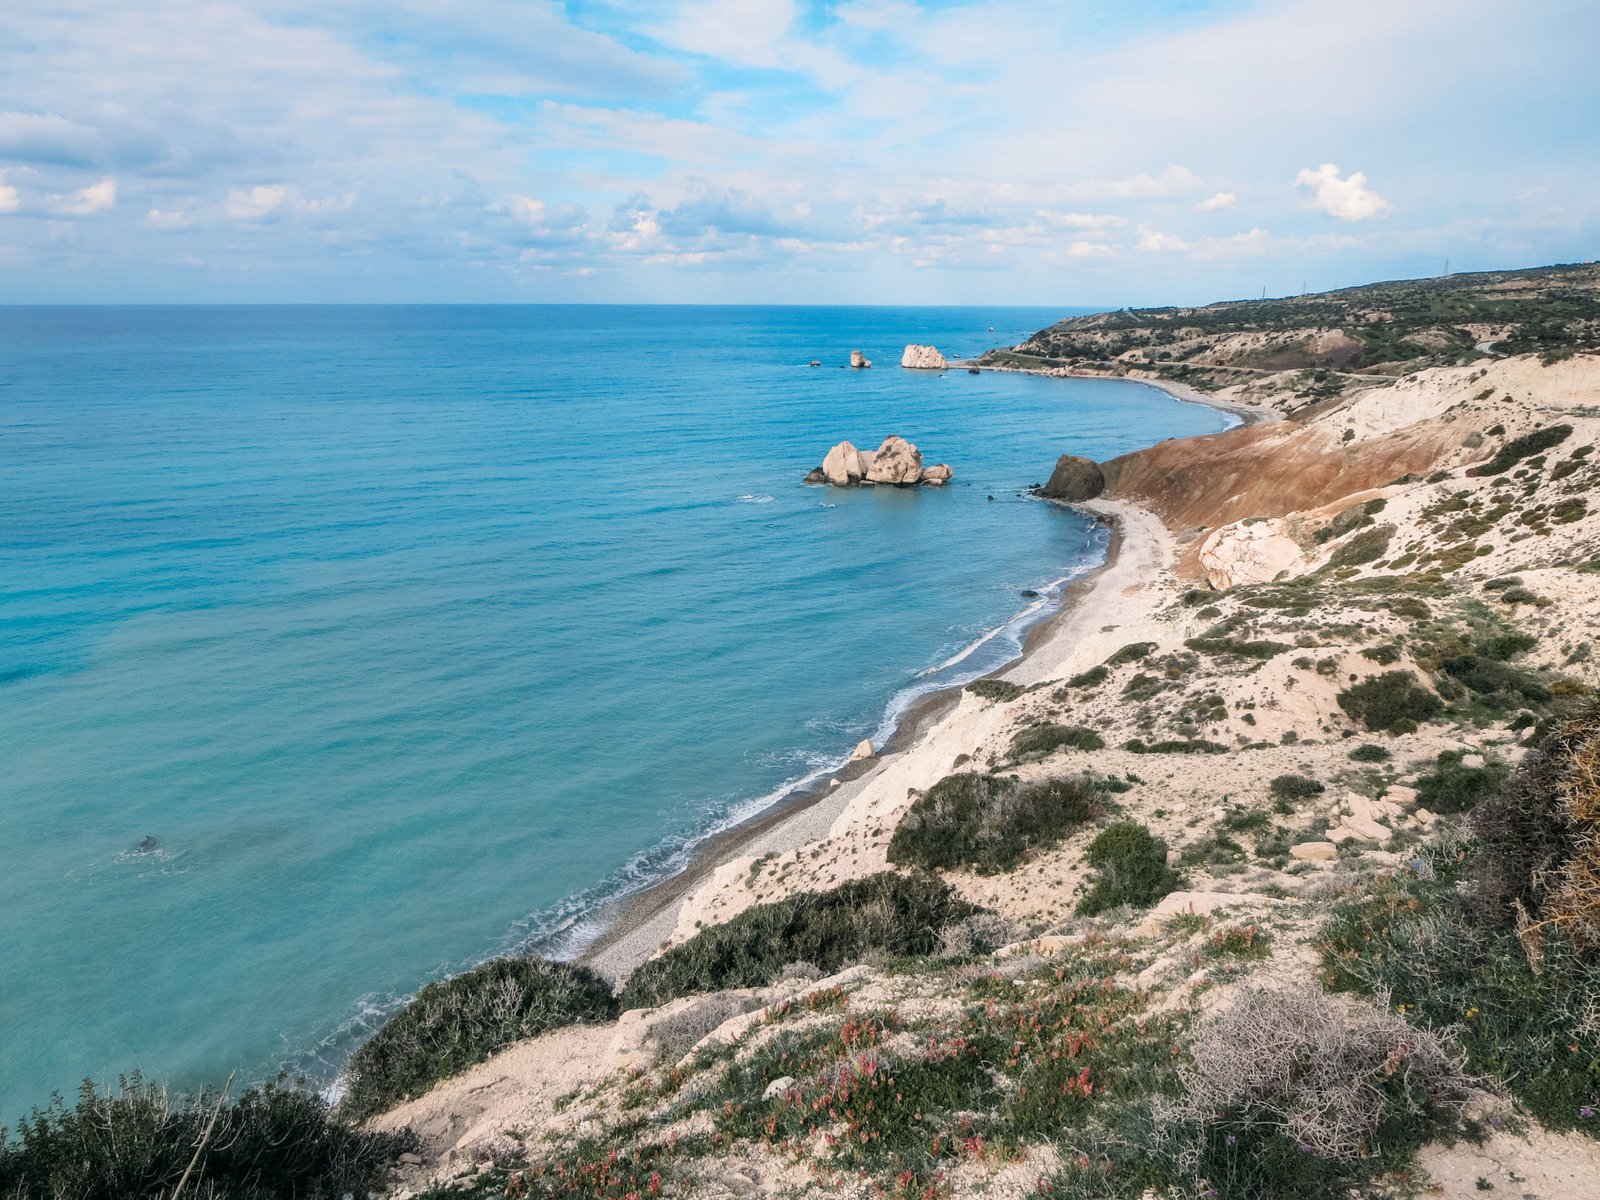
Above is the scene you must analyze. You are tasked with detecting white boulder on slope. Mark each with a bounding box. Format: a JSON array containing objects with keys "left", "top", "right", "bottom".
[
  {"left": 900, "top": 344, "right": 947, "bottom": 370},
  {"left": 1197, "top": 518, "right": 1309, "bottom": 589}
]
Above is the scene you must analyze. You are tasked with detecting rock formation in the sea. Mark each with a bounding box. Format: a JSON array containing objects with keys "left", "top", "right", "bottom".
[
  {"left": 821, "top": 440, "right": 870, "bottom": 486},
  {"left": 866, "top": 435, "right": 922, "bottom": 485},
  {"left": 850, "top": 350, "right": 872, "bottom": 369},
  {"left": 900, "top": 344, "right": 947, "bottom": 370},
  {"left": 808, "top": 436, "right": 951, "bottom": 488},
  {"left": 1037, "top": 454, "right": 1105, "bottom": 501}
]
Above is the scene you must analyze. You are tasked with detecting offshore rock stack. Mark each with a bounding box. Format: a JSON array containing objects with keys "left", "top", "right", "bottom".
[{"left": 804, "top": 436, "right": 953, "bottom": 487}]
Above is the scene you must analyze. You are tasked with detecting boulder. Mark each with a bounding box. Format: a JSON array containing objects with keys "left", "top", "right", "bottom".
[
  {"left": 1197, "top": 518, "right": 1310, "bottom": 590},
  {"left": 821, "top": 441, "right": 868, "bottom": 486},
  {"left": 850, "top": 738, "right": 874, "bottom": 762},
  {"left": 803, "top": 467, "right": 828, "bottom": 485},
  {"left": 849, "top": 350, "right": 872, "bottom": 369},
  {"left": 1290, "top": 841, "right": 1339, "bottom": 862},
  {"left": 866, "top": 436, "right": 922, "bottom": 485},
  {"left": 919, "top": 463, "right": 953, "bottom": 486},
  {"left": 900, "top": 344, "right": 947, "bottom": 370},
  {"left": 1038, "top": 455, "right": 1105, "bottom": 501}
]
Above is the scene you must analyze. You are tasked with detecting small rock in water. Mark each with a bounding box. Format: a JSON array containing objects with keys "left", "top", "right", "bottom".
[
  {"left": 987, "top": 495, "right": 995, "bottom": 501},
  {"left": 1020, "top": 589, "right": 1040, "bottom": 598},
  {"left": 968, "top": 366, "right": 981, "bottom": 374},
  {"left": 849, "top": 349, "right": 872, "bottom": 369},
  {"left": 136, "top": 835, "right": 157, "bottom": 853},
  {"left": 808, "top": 360, "right": 821, "bottom": 367}
]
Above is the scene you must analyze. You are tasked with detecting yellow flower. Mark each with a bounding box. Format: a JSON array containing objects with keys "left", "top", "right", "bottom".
[{"left": 1466, "top": 1007, "right": 1480, "bottom": 1018}]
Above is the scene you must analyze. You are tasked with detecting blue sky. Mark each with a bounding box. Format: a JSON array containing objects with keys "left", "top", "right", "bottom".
[{"left": 1, "top": 0, "right": 1596, "bottom": 305}]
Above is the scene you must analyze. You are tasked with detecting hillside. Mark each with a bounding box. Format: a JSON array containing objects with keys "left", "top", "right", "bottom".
[{"left": 980, "top": 262, "right": 1600, "bottom": 418}]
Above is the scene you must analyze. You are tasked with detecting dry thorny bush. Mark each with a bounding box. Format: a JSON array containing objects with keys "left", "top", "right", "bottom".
[{"left": 1168, "top": 985, "right": 1471, "bottom": 1164}]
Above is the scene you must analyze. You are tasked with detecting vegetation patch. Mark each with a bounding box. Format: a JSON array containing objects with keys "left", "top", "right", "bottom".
[
  {"left": 1010, "top": 722, "right": 1105, "bottom": 757},
  {"left": 1467, "top": 423, "right": 1574, "bottom": 476},
  {"left": 1336, "top": 671, "right": 1443, "bottom": 733},
  {"left": 1270, "top": 774, "right": 1325, "bottom": 802},
  {"left": 1105, "top": 641, "right": 1158, "bottom": 666},
  {"left": 965, "top": 679, "right": 1024, "bottom": 703},
  {"left": 1185, "top": 637, "right": 1291, "bottom": 661},
  {"left": 1076, "top": 822, "right": 1182, "bottom": 916},
  {"left": 341, "top": 957, "right": 618, "bottom": 1121},
  {"left": 1327, "top": 524, "right": 1396, "bottom": 569},
  {"left": 619, "top": 873, "right": 979, "bottom": 1009},
  {"left": 1413, "top": 751, "right": 1511, "bottom": 815},
  {"left": 888, "top": 771, "right": 1102, "bottom": 874},
  {"left": 0, "top": 1076, "right": 413, "bottom": 1200},
  {"left": 1122, "top": 737, "right": 1229, "bottom": 755}
]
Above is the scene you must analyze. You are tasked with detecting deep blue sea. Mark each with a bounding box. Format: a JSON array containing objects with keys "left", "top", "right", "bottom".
[{"left": 0, "top": 305, "right": 1231, "bottom": 1119}]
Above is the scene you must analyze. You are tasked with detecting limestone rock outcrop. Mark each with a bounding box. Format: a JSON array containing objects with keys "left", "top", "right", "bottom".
[
  {"left": 849, "top": 350, "right": 872, "bottom": 369},
  {"left": 900, "top": 344, "right": 947, "bottom": 370},
  {"left": 866, "top": 435, "right": 922, "bottom": 484},
  {"left": 1197, "top": 518, "right": 1309, "bottom": 589},
  {"left": 821, "top": 441, "right": 869, "bottom": 486},
  {"left": 1038, "top": 455, "right": 1105, "bottom": 501},
  {"left": 807, "top": 436, "right": 950, "bottom": 488}
]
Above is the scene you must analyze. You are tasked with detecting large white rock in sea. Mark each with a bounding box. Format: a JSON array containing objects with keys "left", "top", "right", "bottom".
[
  {"left": 900, "top": 344, "right": 947, "bottom": 370},
  {"left": 821, "top": 440, "right": 869, "bottom": 486},
  {"left": 866, "top": 435, "right": 923, "bottom": 485},
  {"left": 849, "top": 349, "right": 872, "bottom": 369}
]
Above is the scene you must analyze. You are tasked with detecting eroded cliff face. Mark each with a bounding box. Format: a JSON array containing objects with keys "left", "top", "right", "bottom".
[{"left": 1101, "top": 354, "right": 1600, "bottom": 579}]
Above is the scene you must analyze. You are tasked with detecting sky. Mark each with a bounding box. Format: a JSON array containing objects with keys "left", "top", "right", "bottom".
[{"left": 1, "top": 0, "right": 1596, "bottom": 305}]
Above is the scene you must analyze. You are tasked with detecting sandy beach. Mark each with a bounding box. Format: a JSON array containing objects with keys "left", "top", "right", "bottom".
[{"left": 581, "top": 379, "right": 1273, "bottom": 982}]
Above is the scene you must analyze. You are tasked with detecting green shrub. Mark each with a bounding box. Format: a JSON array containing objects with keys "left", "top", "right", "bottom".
[
  {"left": 1336, "top": 671, "right": 1443, "bottom": 733},
  {"left": 1442, "top": 654, "right": 1552, "bottom": 710},
  {"left": 1105, "top": 641, "right": 1158, "bottom": 665},
  {"left": 1065, "top": 664, "right": 1109, "bottom": 688},
  {"left": 965, "top": 679, "right": 1023, "bottom": 703},
  {"left": 1270, "top": 774, "right": 1325, "bottom": 801},
  {"left": 1467, "top": 423, "right": 1573, "bottom": 476},
  {"left": 1121, "top": 738, "right": 1229, "bottom": 755},
  {"left": 1185, "top": 637, "right": 1291, "bottom": 660},
  {"left": 0, "top": 1076, "right": 412, "bottom": 1200},
  {"left": 340, "top": 957, "right": 617, "bottom": 1120},
  {"left": 1010, "top": 722, "right": 1104, "bottom": 757},
  {"left": 619, "top": 873, "right": 979, "bottom": 1009},
  {"left": 1327, "top": 524, "right": 1395, "bottom": 568},
  {"left": 1349, "top": 743, "right": 1391, "bottom": 762},
  {"left": 887, "top": 772, "right": 1100, "bottom": 873},
  {"left": 1479, "top": 631, "right": 1538, "bottom": 661},
  {"left": 1076, "top": 822, "right": 1182, "bottom": 916},
  {"left": 1412, "top": 751, "right": 1510, "bottom": 815}
]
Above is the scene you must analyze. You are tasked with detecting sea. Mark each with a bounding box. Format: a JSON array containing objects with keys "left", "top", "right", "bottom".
[{"left": 0, "top": 305, "right": 1232, "bottom": 1119}]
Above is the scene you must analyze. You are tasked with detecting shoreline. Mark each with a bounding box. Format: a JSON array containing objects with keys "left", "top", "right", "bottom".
[{"left": 578, "top": 367, "right": 1257, "bottom": 982}]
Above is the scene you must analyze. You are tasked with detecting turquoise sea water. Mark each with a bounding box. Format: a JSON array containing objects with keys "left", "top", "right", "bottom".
[{"left": 0, "top": 306, "right": 1231, "bottom": 1118}]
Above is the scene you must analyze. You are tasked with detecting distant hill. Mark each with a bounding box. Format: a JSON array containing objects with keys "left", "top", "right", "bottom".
[{"left": 981, "top": 262, "right": 1600, "bottom": 395}]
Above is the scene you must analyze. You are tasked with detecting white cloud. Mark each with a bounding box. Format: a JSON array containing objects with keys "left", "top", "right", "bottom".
[
  {"left": 145, "top": 207, "right": 194, "bottom": 230},
  {"left": 226, "top": 184, "right": 294, "bottom": 220},
  {"left": 1294, "top": 163, "right": 1390, "bottom": 222},
  {"left": 1197, "top": 191, "right": 1237, "bottom": 211},
  {"left": 1136, "top": 225, "right": 1190, "bottom": 253},
  {"left": 51, "top": 176, "right": 116, "bottom": 215},
  {"left": 1065, "top": 239, "right": 1118, "bottom": 259},
  {"left": 0, "top": 171, "right": 18, "bottom": 213}
]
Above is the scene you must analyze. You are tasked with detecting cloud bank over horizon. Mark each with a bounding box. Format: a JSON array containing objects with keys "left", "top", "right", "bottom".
[{"left": 0, "top": 0, "right": 1595, "bottom": 304}]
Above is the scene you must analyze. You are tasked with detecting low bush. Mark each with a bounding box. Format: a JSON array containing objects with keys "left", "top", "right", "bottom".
[
  {"left": 1064, "top": 664, "right": 1109, "bottom": 689},
  {"left": 1412, "top": 751, "right": 1510, "bottom": 815},
  {"left": 1185, "top": 637, "right": 1291, "bottom": 661},
  {"left": 1105, "top": 641, "right": 1158, "bottom": 665},
  {"left": 1169, "top": 986, "right": 1469, "bottom": 1196},
  {"left": 888, "top": 771, "right": 1101, "bottom": 873},
  {"left": 1122, "top": 737, "right": 1229, "bottom": 755},
  {"left": 1270, "top": 774, "right": 1325, "bottom": 801},
  {"left": 340, "top": 957, "right": 617, "bottom": 1120},
  {"left": 1467, "top": 422, "right": 1573, "bottom": 476},
  {"left": 1076, "top": 822, "right": 1182, "bottom": 916},
  {"left": 1349, "top": 742, "right": 1392, "bottom": 762},
  {"left": 1010, "top": 722, "right": 1104, "bottom": 757},
  {"left": 1336, "top": 671, "right": 1443, "bottom": 733},
  {"left": 1327, "top": 524, "right": 1395, "bottom": 568},
  {"left": 619, "top": 873, "right": 979, "bottom": 1009},
  {"left": 0, "top": 1076, "right": 413, "bottom": 1200},
  {"left": 1442, "top": 653, "right": 1552, "bottom": 710},
  {"left": 965, "top": 679, "right": 1023, "bottom": 703}
]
